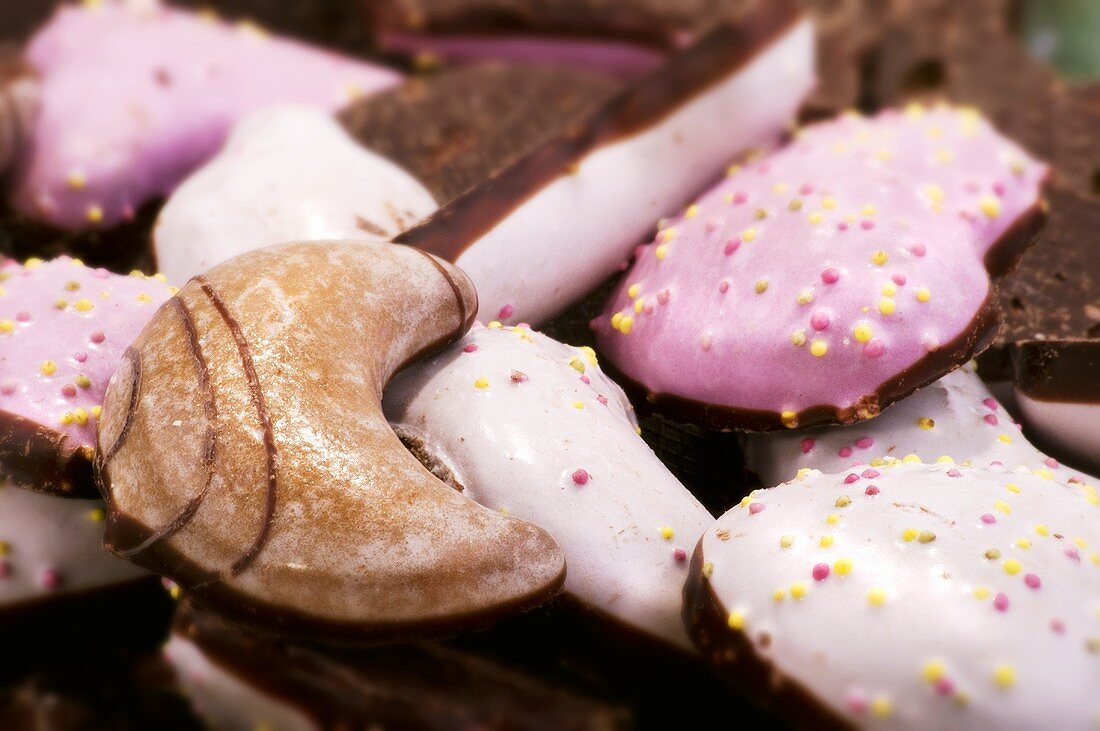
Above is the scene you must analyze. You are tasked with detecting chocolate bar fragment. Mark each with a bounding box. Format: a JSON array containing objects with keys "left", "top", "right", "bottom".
[
  {"left": 396, "top": 1, "right": 813, "bottom": 325},
  {"left": 341, "top": 62, "right": 620, "bottom": 203},
  {"left": 166, "top": 601, "right": 630, "bottom": 731}
]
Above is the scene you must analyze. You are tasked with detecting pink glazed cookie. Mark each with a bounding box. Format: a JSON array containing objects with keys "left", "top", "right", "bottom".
[
  {"left": 0, "top": 256, "right": 175, "bottom": 495},
  {"left": 595, "top": 105, "right": 1048, "bottom": 431},
  {"left": 9, "top": 0, "right": 399, "bottom": 231}
]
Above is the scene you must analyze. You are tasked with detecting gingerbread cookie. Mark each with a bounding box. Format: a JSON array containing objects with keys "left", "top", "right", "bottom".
[{"left": 594, "top": 105, "right": 1048, "bottom": 431}]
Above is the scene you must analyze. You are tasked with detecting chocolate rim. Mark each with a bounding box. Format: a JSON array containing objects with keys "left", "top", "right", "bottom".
[
  {"left": 605, "top": 197, "right": 1049, "bottom": 432},
  {"left": 0, "top": 408, "right": 96, "bottom": 497},
  {"left": 394, "top": 2, "right": 803, "bottom": 261},
  {"left": 683, "top": 541, "right": 856, "bottom": 731},
  {"left": 1011, "top": 338, "right": 1100, "bottom": 403}
]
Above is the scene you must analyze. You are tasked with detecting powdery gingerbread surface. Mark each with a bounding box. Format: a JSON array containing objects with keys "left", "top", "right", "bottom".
[
  {"left": 11, "top": 0, "right": 399, "bottom": 230},
  {"left": 694, "top": 462, "right": 1100, "bottom": 729},
  {"left": 385, "top": 323, "right": 713, "bottom": 648},
  {"left": 595, "top": 105, "right": 1047, "bottom": 429},
  {"left": 744, "top": 365, "right": 1085, "bottom": 488},
  {"left": 0, "top": 256, "right": 175, "bottom": 457}
]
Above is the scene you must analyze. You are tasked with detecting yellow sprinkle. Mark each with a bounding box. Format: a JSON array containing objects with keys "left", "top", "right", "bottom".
[
  {"left": 935, "top": 148, "right": 955, "bottom": 164},
  {"left": 790, "top": 582, "right": 807, "bottom": 600},
  {"left": 659, "top": 526, "right": 675, "bottom": 541},
  {"left": 871, "top": 250, "right": 888, "bottom": 266},
  {"left": 834, "top": 557, "right": 853, "bottom": 575},
  {"left": 779, "top": 535, "right": 794, "bottom": 549},
  {"left": 727, "top": 611, "right": 745, "bottom": 630},
  {"left": 870, "top": 458, "right": 886, "bottom": 467},
  {"left": 610, "top": 312, "right": 623, "bottom": 330},
  {"left": 790, "top": 329, "right": 807, "bottom": 347},
  {"left": 59, "top": 412, "right": 74, "bottom": 426},
  {"left": 916, "top": 287, "right": 931, "bottom": 303},
  {"left": 67, "top": 170, "right": 87, "bottom": 190},
  {"left": 0, "top": 541, "right": 8, "bottom": 555},
  {"left": 861, "top": 205, "right": 877, "bottom": 217},
  {"left": 85, "top": 205, "right": 103, "bottom": 224},
  {"left": 487, "top": 320, "right": 503, "bottom": 329},
  {"left": 905, "top": 101, "right": 925, "bottom": 118},
  {"left": 1035, "top": 468, "right": 1054, "bottom": 480},
  {"left": 754, "top": 279, "right": 768, "bottom": 294},
  {"left": 0, "top": 319, "right": 13, "bottom": 334},
  {"left": 654, "top": 245, "right": 668, "bottom": 261},
  {"left": 881, "top": 283, "right": 897, "bottom": 297},
  {"left": 726, "top": 164, "right": 741, "bottom": 177},
  {"left": 474, "top": 377, "right": 490, "bottom": 389},
  {"left": 819, "top": 535, "right": 834, "bottom": 548},
  {"left": 870, "top": 695, "right": 893, "bottom": 719},
  {"left": 619, "top": 316, "right": 633, "bottom": 335},
  {"left": 867, "top": 587, "right": 887, "bottom": 606},
  {"left": 979, "top": 195, "right": 1002, "bottom": 219},
  {"left": 1003, "top": 559, "right": 1022, "bottom": 575},
  {"left": 821, "top": 196, "right": 838, "bottom": 210},
  {"left": 788, "top": 199, "right": 804, "bottom": 211},
  {"left": 633, "top": 298, "right": 644, "bottom": 314},
  {"left": 806, "top": 210, "right": 825, "bottom": 226},
  {"left": 922, "top": 660, "right": 946, "bottom": 682},
  {"left": 878, "top": 297, "right": 896, "bottom": 316},
  {"left": 1005, "top": 483, "right": 1020, "bottom": 494},
  {"left": 1073, "top": 536, "right": 1087, "bottom": 549},
  {"left": 568, "top": 357, "right": 586, "bottom": 374},
  {"left": 874, "top": 147, "right": 893, "bottom": 162},
  {"left": 772, "top": 182, "right": 788, "bottom": 195},
  {"left": 742, "top": 228, "right": 757, "bottom": 243},
  {"left": 773, "top": 588, "right": 786, "bottom": 602},
  {"left": 627, "top": 284, "right": 640, "bottom": 299},
  {"left": 55, "top": 298, "right": 68, "bottom": 310},
  {"left": 998, "top": 434, "right": 1014, "bottom": 445},
  {"left": 918, "top": 530, "right": 936, "bottom": 544},
  {"left": 73, "top": 298, "right": 94, "bottom": 312},
  {"left": 826, "top": 513, "right": 841, "bottom": 526},
  {"left": 973, "top": 586, "right": 991, "bottom": 600},
  {"left": 992, "top": 664, "right": 1016, "bottom": 690},
  {"left": 25, "top": 257, "right": 44, "bottom": 269},
  {"left": 852, "top": 323, "right": 873, "bottom": 343},
  {"left": 72, "top": 408, "right": 88, "bottom": 426},
  {"left": 796, "top": 467, "right": 813, "bottom": 479},
  {"left": 994, "top": 500, "right": 1012, "bottom": 514},
  {"left": 40, "top": 361, "right": 57, "bottom": 377},
  {"left": 796, "top": 288, "right": 814, "bottom": 306},
  {"left": 936, "top": 455, "right": 955, "bottom": 464},
  {"left": 701, "top": 562, "right": 714, "bottom": 579},
  {"left": 917, "top": 417, "right": 935, "bottom": 430},
  {"left": 835, "top": 496, "right": 851, "bottom": 508},
  {"left": 580, "top": 346, "right": 598, "bottom": 366},
  {"left": 685, "top": 204, "right": 699, "bottom": 219},
  {"left": 780, "top": 410, "right": 798, "bottom": 428},
  {"left": 91, "top": 405, "right": 101, "bottom": 418},
  {"left": 572, "top": 400, "right": 584, "bottom": 410},
  {"left": 1016, "top": 538, "right": 1032, "bottom": 550},
  {"left": 903, "top": 528, "right": 919, "bottom": 542},
  {"left": 810, "top": 340, "right": 828, "bottom": 357}
]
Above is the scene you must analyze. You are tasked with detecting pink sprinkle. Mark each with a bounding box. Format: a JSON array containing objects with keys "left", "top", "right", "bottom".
[
  {"left": 724, "top": 238, "right": 741, "bottom": 255},
  {"left": 41, "top": 569, "right": 60, "bottom": 590},
  {"left": 748, "top": 502, "right": 765, "bottom": 515},
  {"left": 983, "top": 414, "right": 998, "bottom": 426},
  {"left": 61, "top": 384, "right": 77, "bottom": 398},
  {"left": 810, "top": 311, "right": 830, "bottom": 331},
  {"left": 860, "top": 220, "right": 875, "bottom": 230},
  {"left": 935, "top": 678, "right": 955, "bottom": 696},
  {"left": 992, "top": 181, "right": 1006, "bottom": 196},
  {"left": 863, "top": 339, "right": 885, "bottom": 358},
  {"left": 732, "top": 191, "right": 748, "bottom": 205},
  {"left": 947, "top": 468, "right": 961, "bottom": 478},
  {"left": 597, "top": 395, "right": 608, "bottom": 406},
  {"left": 705, "top": 217, "right": 722, "bottom": 232},
  {"left": 812, "top": 563, "right": 830, "bottom": 581},
  {"left": 498, "top": 304, "right": 514, "bottom": 319},
  {"left": 1065, "top": 547, "right": 1081, "bottom": 562},
  {"left": 1044, "top": 457, "right": 1059, "bottom": 468},
  {"left": 657, "top": 289, "right": 670, "bottom": 306},
  {"left": 846, "top": 692, "right": 867, "bottom": 715},
  {"left": 861, "top": 469, "right": 880, "bottom": 479},
  {"left": 1051, "top": 618, "right": 1066, "bottom": 634},
  {"left": 839, "top": 446, "right": 853, "bottom": 458},
  {"left": 821, "top": 267, "right": 840, "bottom": 284},
  {"left": 74, "top": 352, "right": 87, "bottom": 363},
  {"left": 92, "top": 268, "right": 110, "bottom": 279},
  {"left": 910, "top": 243, "right": 927, "bottom": 257},
  {"left": 844, "top": 473, "right": 860, "bottom": 484},
  {"left": 855, "top": 437, "right": 874, "bottom": 450},
  {"left": 643, "top": 302, "right": 654, "bottom": 315},
  {"left": 865, "top": 485, "right": 880, "bottom": 496},
  {"left": 718, "top": 280, "right": 730, "bottom": 294},
  {"left": 891, "top": 273, "right": 906, "bottom": 286},
  {"left": 1024, "top": 573, "right": 1041, "bottom": 589},
  {"left": 510, "top": 370, "right": 528, "bottom": 383},
  {"left": 799, "top": 183, "right": 814, "bottom": 195},
  {"left": 572, "top": 469, "right": 589, "bottom": 486},
  {"left": 580, "top": 375, "right": 590, "bottom": 385},
  {"left": 463, "top": 343, "right": 478, "bottom": 353},
  {"left": 0, "top": 381, "right": 15, "bottom": 396},
  {"left": 993, "top": 592, "right": 1009, "bottom": 612},
  {"left": 801, "top": 438, "right": 815, "bottom": 454},
  {"left": 90, "top": 331, "right": 105, "bottom": 344},
  {"left": 0, "top": 561, "right": 9, "bottom": 578},
  {"left": 982, "top": 398, "right": 998, "bottom": 411},
  {"left": 837, "top": 221, "right": 849, "bottom": 231},
  {"left": 981, "top": 513, "right": 996, "bottom": 524},
  {"left": 673, "top": 548, "right": 687, "bottom": 563},
  {"left": 757, "top": 163, "right": 770, "bottom": 175},
  {"left": 15, "top": 311, "right": 30, "bottom": 322}
]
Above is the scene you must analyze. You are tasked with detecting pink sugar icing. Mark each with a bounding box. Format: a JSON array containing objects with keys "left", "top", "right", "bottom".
[
  {"left": 595, "top": 106, "right": 1047, "bottom": 426},
  {"left": 0, "top": 256, "right": 175, "bottom": 453},
  {"left": 11, "top": 0, "right": 400, "bottom": 230}
]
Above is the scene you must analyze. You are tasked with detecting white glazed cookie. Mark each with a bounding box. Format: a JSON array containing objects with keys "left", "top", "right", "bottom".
[
  {"left": 153, "top": 106, "right": 437, "bottom": 283},
  {"left": 687, "top": 462, "right": 1100, "bottom": 730},
  {"left": 744, "top": 366, "right": 1083, "bottom": 488},
  {"left": 385, "top": 323, "right": 714, "bottom": 648},
  {"left": 0, "top": 482, "right": 145, "bottom": 611}
]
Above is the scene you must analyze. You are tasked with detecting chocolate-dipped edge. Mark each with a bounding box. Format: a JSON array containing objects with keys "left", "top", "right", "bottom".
[
  {"left": 0, "top": 409, "right": 96, "bottom": 497},
  {"left": 684, "top": 542, "right": 855, "bottom": 731},
  {"left": 605, "top": 197, "right": 1048, "bottom": 432},
  {"left": 1012, "top": 339, "right": 1100, "bottom": 404},
  {"left": 0, "top": 42, "right": 35, "bottom": 179},
  {"left": 394, "top": 1, "right": 802, "bottom": 260},
  {"left": 172, "top": 600, "right": 630, "bottom": 731},
  {"left": 370, "top": 0, "right": 744, "bottom": 51}
]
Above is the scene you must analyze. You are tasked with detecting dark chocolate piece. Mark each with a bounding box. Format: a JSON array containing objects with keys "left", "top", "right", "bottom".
[
  {"left": 172, "top": 600, "right": 630, "bottom": 731},
  {"left": 341, "top": 63, "right": 619, "bottom": 203}
]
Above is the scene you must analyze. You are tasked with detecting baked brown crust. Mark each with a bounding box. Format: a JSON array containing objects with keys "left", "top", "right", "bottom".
[{"left": 96, "top": 241, "right": 566, "bottom": 642}]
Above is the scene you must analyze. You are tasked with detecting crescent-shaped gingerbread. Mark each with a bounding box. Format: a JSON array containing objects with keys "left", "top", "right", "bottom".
[{"left": 96, "top": 241, "right": 565, "bottom": 641}]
